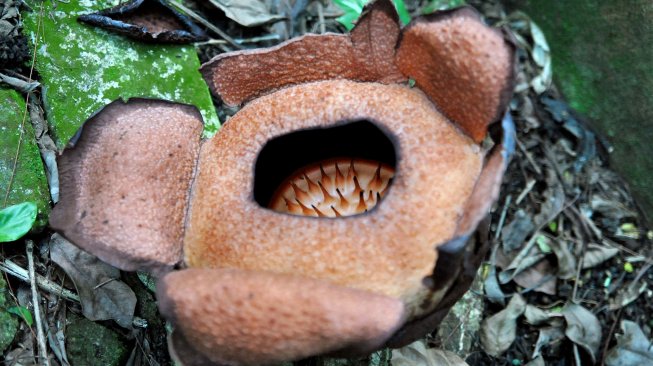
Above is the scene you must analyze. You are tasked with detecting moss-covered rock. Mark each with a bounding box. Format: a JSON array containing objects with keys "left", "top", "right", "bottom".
[
  {"left": 22, "top": 0, "right": 220, "bottom": 150},
  {"left": 66, "top": 314, "right": 130, "bottom": 366},
  {"left": 0, "top": 88, "right": 51, "bottom": 228},
  {"left": 0, "top": 275, "right": 19, "bottom": 353},
  {"left": 506, "top": 0, "right": 653, "bottom": 219}
]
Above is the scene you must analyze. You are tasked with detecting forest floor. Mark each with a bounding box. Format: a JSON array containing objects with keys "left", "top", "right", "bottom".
[{"left": 1, "top": 1, "right": 652, "bottom": 365}]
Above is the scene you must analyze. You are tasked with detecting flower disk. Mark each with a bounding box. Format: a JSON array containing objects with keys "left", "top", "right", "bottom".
[{"left": 269, "top": 159, "right": 394, "bottom": 217}]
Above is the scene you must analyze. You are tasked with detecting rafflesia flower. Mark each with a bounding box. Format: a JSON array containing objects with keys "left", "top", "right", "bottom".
[{"left": 50, "top": 1, "right": 515, "bottom": 364}]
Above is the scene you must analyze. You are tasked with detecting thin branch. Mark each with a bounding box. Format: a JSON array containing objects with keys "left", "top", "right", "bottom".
[
  {"left": 27, "top": 241, "right": 50, "bottom": 366},
  {"left": 0, "top": 259, "right": 80, "bottom": 303},
  {"left": 167, "top": 0, "right": 243, "bottom": 49}
]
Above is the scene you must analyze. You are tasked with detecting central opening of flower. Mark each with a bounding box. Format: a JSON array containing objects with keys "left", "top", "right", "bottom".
[{"left": 254, "top": 120, "right": 397, "bottom": 217}]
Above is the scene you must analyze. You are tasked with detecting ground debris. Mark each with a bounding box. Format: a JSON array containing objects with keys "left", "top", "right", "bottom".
[{"left": 468, "top": 0, "right": 653, "bottom": 365}]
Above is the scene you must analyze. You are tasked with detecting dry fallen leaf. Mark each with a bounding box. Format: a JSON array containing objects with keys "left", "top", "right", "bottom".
[
  {"left": 532, "top": 325, "right": 565, "bottom": 359},
  {"left": 524, "top": 304, "right": 553, "bottom": 326},
  {"left": 547, "top": 239, "right": 576, "bottom": 279},
  {"left": 480, "top": 294, "right": 527, "bottom": 357},
  {"left": 562, "top": 303, "right": 601, "bottom": 363},
  {"left": 582, "top": 243, "right": 619, "bottom": 269},
  {"left": 609, "top": 280, "right": 648, "bottom": 310},
  {"left": 605, "top": 320, "right": 653, "bottom": 366},
  {"left": 392, "top": 340, "right": 469, "bottom": 366},
  {"left": 525, "top": 355, "right": 546, "bottom": 366},
  {"left": 50, "top": 234, "right": 136, "bottom": 328},
  {"left": 501, "top": 209, "right": 535, "bottom": 252},
  {"left": 208, "top": 0, "right": 284, "bottom": 27}
]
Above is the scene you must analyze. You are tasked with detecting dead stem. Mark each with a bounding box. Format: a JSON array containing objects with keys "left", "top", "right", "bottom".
[
  {"left": 0, "top": 259, "right": 80, "bottom": 302},
  {"left": 27, "top": 240, "right": 50, "bottom": 366},
  {"left": 167, "top": 0, "right": 243, "bottom": 49}
]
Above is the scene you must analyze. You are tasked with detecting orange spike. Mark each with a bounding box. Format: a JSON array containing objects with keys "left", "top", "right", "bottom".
[
  {"left": 318, "top": 181, "right": 335, "bottom": 204},
  {"left": 379, "top": 178, "right": 392, "bottom": 197},
  {"left": 353, "top": 176, "right": 363, "bottom": 195},
  {"left": 336, "top": 188, "right": 349, "bottom": 207},
  {"left": 331, "top": 206, "right": 342, "bottom": 217},
  {"left": 345, "top": 160, "right": 358, "bottom": 193},
  {"left": 290, "top": 182, "right": 312, "bottom": 203},
  {"left": 284, "top": 197, "right": 302, "bottom": 214},
  {"left": 295, "top": 199, "right": 315, "bottom": 216},
  {"left": 369, "top": 163, "right": 384, "bottom": 191},
  {"left": 366, "top": 190, "right": 376, "bottom": 207},
  {"left": 356, "top": 191, "right": 367, "bottom": 213},
  {"left": 312, "top": 205, "right": 327, "bottom": 217},
  {"left": 303, "top": 173, "right": 321, "bottom": 199},
  {"left": 320, "top": 164, "right": 333, "bottom": 191},
  {"left": 335, "top": 163, "right": 345, "bottom": 188}
]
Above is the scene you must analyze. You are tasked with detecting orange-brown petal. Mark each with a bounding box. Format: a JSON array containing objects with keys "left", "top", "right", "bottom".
[
  {"left": 201, "top": 1, "right": 407, "bottom": 107},
  {"left": 455, "top": 112, "right": 515, "bottom": 236},
  {"left": 157, "top": 268, "right": 405, "bottom": 365},
  {"left": 350, "top": 0, "right": 404, "bottom": 83},
  {"left": 396, "top": 7, "right": 515, "bottom": 142},
  {"left": 49, "top": 99, "right": 203, "bottom": 273}
]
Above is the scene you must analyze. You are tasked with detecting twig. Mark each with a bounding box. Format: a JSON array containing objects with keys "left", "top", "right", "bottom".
[
  {"left": 599, "top": 307, "right": 623, "bottom": 366},
  {"left": 568, "top": 205, "right": 590, "bottom": 303},
  {"left": 493, "top": 194, "right": 512, "bottom": 241},
  {"left": 515, "top": 179, "right": 536, "bottom": 204},
  {"left": 194, "top": 34, "right": 282, "bottom": 47},
  {"left": 317, "top": 2, "right": 326, "bottom": 34},
  {"left": 27, "top": 241, "right": 50, "bottom": 366},
  {"left": 515, "top": 136, "right": 543, "bottom": 175},
  {"left": 167, "top": 0, "right": 243, "bottom": 49},
  {"left": 0, "top": 259, "right": 80, "bottom": 303}
]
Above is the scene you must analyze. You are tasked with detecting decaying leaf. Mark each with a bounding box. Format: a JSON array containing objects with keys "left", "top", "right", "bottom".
[
  {"left": 532, "top": 325, "right": 565, "bottom": 359},
  {"left": 582, "top": 243, "right": 619, "bottom": 269},
  {"left": 605, "top": 320, "right": 653, "bottom": 366},
  {"left": 609, "top": 280, "right": 648, "bottom": 310},
  {"left": 525, "top": 356, "right": 545, "bottom": 366},
  {"left": 78, "top": 0, "right": 207, "bottom": 43},
  {"left": 480, "top": 294, "right": 526, "bottom": 357},
  {"left": 50, "top": 234, "right": 136, "bottom": 328},
  {"left": 498, "top": 245, "right": 546, "bottom": 284},
  {"left": 483, "top": 264, "right": 506, "bottom": 306},
  {"left": 207, "top": 0, "right": 284, "bottom": 27},
  {"left": 524, "top": 304, "right": 552, "bottom": 326},
  {"left": 501, "top": 209, "right": 534, "bottom": 252},
  {"left": 547, "top": 238, "right": 576, "bottom": 279},
  {"left": 562, "top": 303, "right": 601, "bottom": 363},
  {"left": 392, "top": 340, "right": 468, "bottom": 366}
]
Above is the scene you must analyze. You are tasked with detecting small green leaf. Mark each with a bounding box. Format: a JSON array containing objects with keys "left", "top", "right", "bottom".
[
  {"left": 333, "top": 0, "right": 366, "bottom": 29},
  {"left": 0, "top": 202, "right": 37, "bottom": 242},
  {"left": 624, "top": 262, "right": 634, "bottom": 273},
  {"left": 548, "top": 221, "right": 558, "bottom": 233},
  {"left": 536, "top": 234, "right": 552, "bottom": 254},
  {"left": 603, "top": 274, "right": 612, "bottom": 288},
  {"left": 7, "top": 306, "right": 33, "bottom": 326},
  {"left": 422, "top": 0, "right": 466, "bottom": 14},
  {"left": 334, "top": 0, "right": 412, "bottom": 30},
  {"left": 392, "top": 0, "right": 411, "bottom": 25}
]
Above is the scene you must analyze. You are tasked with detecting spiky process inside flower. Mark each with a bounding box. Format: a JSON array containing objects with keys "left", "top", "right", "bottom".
[{"left": 269, "top": 158, "right": 395, "bottom": 217}]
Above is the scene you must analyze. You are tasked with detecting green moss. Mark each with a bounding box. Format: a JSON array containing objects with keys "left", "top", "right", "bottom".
[
  {"left": 507, "top": 0, "right": 653, "bottom": 218},
  {"left": 22, "top": 0, "right": 220, "bottom": 150},
  {"left": 65, "top": 314, "right": 130, "bottom": 366},
  {"left": 0, "top": 88, "right": 51, "bottom": 228},
  {"left": 0, "top": 276, "right": 19, "bottom": 352}
]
